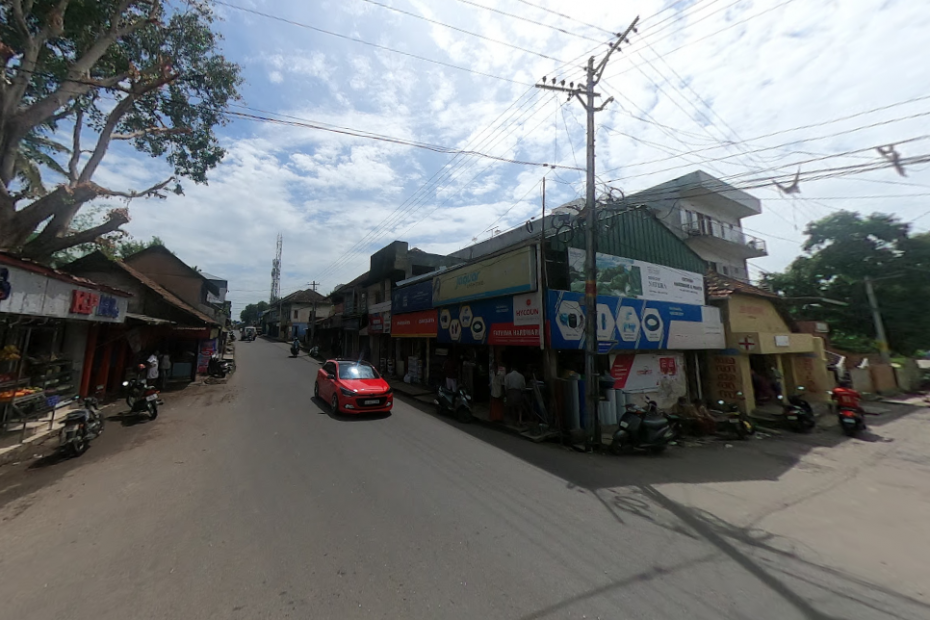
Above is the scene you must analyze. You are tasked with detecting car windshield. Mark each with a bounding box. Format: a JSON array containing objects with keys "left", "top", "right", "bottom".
[{"left": 338, "top": 363, "right": 379, "bottom": 380}]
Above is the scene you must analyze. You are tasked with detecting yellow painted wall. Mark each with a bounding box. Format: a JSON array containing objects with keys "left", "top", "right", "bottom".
[
  {"left": 727, "top": 294, "right": 792, "bottom": 333},
  {"left": 705, "top": 353, "right": 754, "bottom": 413}
]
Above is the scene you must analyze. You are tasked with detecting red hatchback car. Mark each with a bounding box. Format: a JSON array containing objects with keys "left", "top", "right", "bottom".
[{"left": 315, "top": 359, "right": 393, "bottom": 414}]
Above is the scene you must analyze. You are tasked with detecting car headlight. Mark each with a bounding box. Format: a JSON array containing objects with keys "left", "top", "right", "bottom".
[
  {"left": 385, "top": 388, "right": 393, "bottom": 395},
  {"left": 340, "top": 387, "right": 356, "bottom": 397}
]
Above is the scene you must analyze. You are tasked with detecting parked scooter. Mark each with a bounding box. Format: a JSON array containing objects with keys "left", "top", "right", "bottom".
[
  {"left": 59, "top": 396, "right": 104, "bottom": 457},
  {"left": 123, "top": 377, "right": 159, "bottom": 419},
  {"left": 777, "top": 386, "right": 816, "bottom": 432},
  {"left": 208, "top": 354, "right": 234, "bottom": 377},
  {"left": 837, "top": 405, "right": 866, "bottom": 437},
  {"left": 710, "top": 395, "right": 755, "bottom": 439},
  {"left": 435, "top": 385, "right": 473, "bottom": 423},
  {"left": 611, "top": 401, "right": 675, "bottom": 454},
  {"left": 290, "top": 342, "right": 300, "bottom": 357}
]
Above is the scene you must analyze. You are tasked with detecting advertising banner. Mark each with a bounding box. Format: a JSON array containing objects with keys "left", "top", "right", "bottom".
[
  {"left": 368, "top": 313, "right": 384, "bottom": 334},
  {"left": 392, "top": 280, "right": 433, "bottom": 314},
  {"left": 432, "top": 246, "right": 536, "bottom": 306},
  {"left": 567, "top": 247, "right": 705, "bottom": 306},
  {"left": 436, "top": 295, "right": 540, "bottom": 346},
  {"left": 609, "top": 352, "right": 687, "bottom": 406},
  {"left": 547, "top": 290, "right": 725, "bottom": 353},
  {"left": 0, "top": 263, "right": 128, "bottom": 322},
  {"left": 391, "top": 310, "right": 438, "bottom": 337}
]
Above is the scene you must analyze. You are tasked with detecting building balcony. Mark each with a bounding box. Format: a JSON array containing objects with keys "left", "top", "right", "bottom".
[{"left": 682, "top": 221, "right": 768, "bottom": 258}]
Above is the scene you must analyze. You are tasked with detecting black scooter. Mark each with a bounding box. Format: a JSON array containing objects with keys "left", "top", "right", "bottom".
[
  {"left": 611, "top": 401, "right": 675, "bottom": 455},
  {"left": 776, "top": 386, "right": 816, "bottom": 433},
  {"left": 837, "top": 406, "right": 866, "bottom": 436},
  {"left": 710, "top": 396, "right": 755, "bottom": 439},
  {"left": 123, "top": 377, "right": 159, "bottom": 419},
  {"left": 435, "top": 385, "right": 473, "bottom": 423},
  {"left": 290, "top": 343, "right": 300, "bottom": 357},
  {"left": 59, "top": 396, "right": 104, "bottom": 457}
]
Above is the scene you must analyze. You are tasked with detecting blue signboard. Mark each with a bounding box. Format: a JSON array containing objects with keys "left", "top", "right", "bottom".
[
  {"left": 392, "top": 280, "right": 433, "bottom": 314},
  {"left": 436, "top": 297, "right": 513, "bottom": 345},
  {"left": 547, "top": 290, "right": 722, "bottom": 353}
]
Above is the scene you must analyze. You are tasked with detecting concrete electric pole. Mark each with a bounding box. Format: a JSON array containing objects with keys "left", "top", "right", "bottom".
[
  {"left": 863, "top": 277, "right": 892, "bottom": 364},
  {"left": 536, "top": 17, "right": 639, "bottom": 447},
  {"left": 308, "top": 280, "right": 320, "bottom": 348}
]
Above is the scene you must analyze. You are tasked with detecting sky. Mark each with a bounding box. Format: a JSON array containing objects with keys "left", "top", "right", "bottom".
[{"left": 81, "top": 0, "right": 930, "bottom": 318}]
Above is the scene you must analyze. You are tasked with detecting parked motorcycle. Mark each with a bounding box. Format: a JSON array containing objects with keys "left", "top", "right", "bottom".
[
  {"left": 59, "top": 396, "right": 104, "bottom": 457},
  {"left": 290, "top": 343, "right": 300, "bottom": 357},
  {"left": 123, "top": 378, "right": 159, "bottom": 419},
  {"left": 208, "top": 354, "right": 234, "bottom": 377},
  {"left": 778, "top": 386, "right": 816, "bottom": 433},
  {"left": 611, "top": 402, "right": 675, "bottom": 454},
  {"left": 435, "top": 385, "right": 473, "bottom": 423},
  {"left": 710, "top": 395, "right": 755, "bottom": 439}
]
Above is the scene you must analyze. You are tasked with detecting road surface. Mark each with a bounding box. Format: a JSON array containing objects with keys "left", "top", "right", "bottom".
[{"left": 1, "top": 338, "right": 928, "bottom": 619}]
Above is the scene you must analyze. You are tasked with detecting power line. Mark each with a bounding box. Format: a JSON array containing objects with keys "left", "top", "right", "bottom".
[
  {"left": 213, "top": 1, "right": 533, "bottom": 86},
  {"left": 451, "top": 0, "right": 605, "bottom": 43},
  {"left": 356, "top": 0, "right": 568, "bottom": 63},
  {"left": 226, "top": 109, "right": 575, "bottom": 170}
]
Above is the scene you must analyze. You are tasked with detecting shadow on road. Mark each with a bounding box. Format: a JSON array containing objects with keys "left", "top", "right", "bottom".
[{"left": 308, "top": 396, "right": 392, "bottom": 422}]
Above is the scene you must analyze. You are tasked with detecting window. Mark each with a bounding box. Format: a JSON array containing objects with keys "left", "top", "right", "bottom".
[
  {"left": 293, "top": 310, "right": 298, "bottom": 319},
  {"left": 337, "top": 362, "right": 380, "bottom": 379},
  {"left": 322, "top": 362, "right": 336, "bottom": 376}
]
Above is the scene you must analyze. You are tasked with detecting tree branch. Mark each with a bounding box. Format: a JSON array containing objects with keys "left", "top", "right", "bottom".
[
  {"left": 97, "top": 176, "right": 174, "bottom": 199},
  {"left": 68, "top": 108, "right": 83, "bottom": 182},
  {"left": 111, "top": 127, "right": 189, "bottom": 140},
  {"left": 77, "top": 95, "right": 135, "bottom": 184},
  {"left": 22, "top": 209, "right": 130, "bottom": 259}
]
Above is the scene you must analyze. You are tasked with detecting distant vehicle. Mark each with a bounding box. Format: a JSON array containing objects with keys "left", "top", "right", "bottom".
[
  {"left": 315, "top": 359, "right": 393, "bottom": 415},
  {"left": 243, "top": 326, "right": 256, "bottom": 341}
]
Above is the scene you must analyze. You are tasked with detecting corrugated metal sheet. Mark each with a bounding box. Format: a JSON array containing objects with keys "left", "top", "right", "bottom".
[{"left": 548, "top": 207, "right": 706, "bottom": 273}]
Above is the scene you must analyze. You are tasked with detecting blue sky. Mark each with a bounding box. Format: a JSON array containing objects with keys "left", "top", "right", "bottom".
[{"left": 85, "top": 0, "right": 930, "bottom": 317}]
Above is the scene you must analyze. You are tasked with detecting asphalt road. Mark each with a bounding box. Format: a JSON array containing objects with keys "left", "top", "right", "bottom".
[{"left": 1, "top": 338, "right": 928, "bottom": 620}]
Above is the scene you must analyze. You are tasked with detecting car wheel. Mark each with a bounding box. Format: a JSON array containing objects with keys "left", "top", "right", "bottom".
[
  {"left": 314, "top": 381, "right": 319, "bottom": 398},
  {"left": 331, "top": 394, "right": 339, "bottom": 414}
]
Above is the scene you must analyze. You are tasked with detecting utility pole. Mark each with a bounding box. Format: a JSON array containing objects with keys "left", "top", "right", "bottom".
[
  {"left": 863, "top": 277, "right": 891, "bottom": 363},
  {"left": 308, "top": 280, "right": 320, "bottom": 348},
  {"left": 536, "top": 17, "right": 639, "bottom": 447}
]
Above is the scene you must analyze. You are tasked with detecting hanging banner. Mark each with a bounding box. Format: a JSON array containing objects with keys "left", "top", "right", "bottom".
[
  {"left": 392, "top": 280, "right": 433, "bottom": 314},
  {"left": 391, "top": 310, "right": 437, "bottom": 337},
  {"left": 512, "top": 292, "right": 542, "bottom": 326},
  {"left": 547, "top": 290, "right": 724, "bottom": 353},
  {"left": 567, "top": 247, "right": 705, "bottom": 306},
  {"left": 432, "top": 246, "right": 536, "bottom": 306},
  {"left": 609, "top": 352, "right": 687, "bottom": 406}
]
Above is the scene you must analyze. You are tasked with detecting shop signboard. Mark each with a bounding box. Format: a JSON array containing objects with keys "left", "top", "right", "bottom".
[
  {"left": 436, "top": 296, "right": 539, "bottom": 346},
  {"left": 432, "top": 246, "right": 536, "bottom": 306},
  {"left": 392, "top": 280, "right": 433, "bottom": 314},
  {"left": 197, "top": 339, "right": 216, "bottom": 375},
  {"left": 391, "top": 310, "right": 438, "bottom": 337},
  {"left": 547, "top": 290, "right": 724, "bottom": 353},
  {"left": 0, "top": 263, "right": 128, "bottom": 322},
  {"left": 567, "top": 248, "right": 705, "bottom": 306},
  {"left": 609, "top": 352, "right": 687, "bottom": 404},
  {"left": 368, "top": 301, "right": 392, "bottom": 335},
  {"left": 368, "top": 313, "right": 384, "bottom": 334}
]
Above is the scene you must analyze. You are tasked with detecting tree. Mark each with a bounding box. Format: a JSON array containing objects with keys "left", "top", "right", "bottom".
[
  {"left": 239, "top": 301, "right": 268, "bottom": 326},
  {"left": 764, "top": 211, "right": 930, "bottom": 356},
  {"left": 0, "top": 1, "right": 242, "bottom": 261},
  {"left": 114, "top": 234, "right": 166, "bottom": 258}
]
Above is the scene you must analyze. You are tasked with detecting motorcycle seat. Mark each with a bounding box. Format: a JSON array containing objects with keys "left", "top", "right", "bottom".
[{"left": 642, "top": 417, "right": 667, "bottom": 428}]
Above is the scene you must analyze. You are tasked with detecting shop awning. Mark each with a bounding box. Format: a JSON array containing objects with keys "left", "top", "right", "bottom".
[{"left": 126, "top": 313, "right": 175, "bottom": 326}]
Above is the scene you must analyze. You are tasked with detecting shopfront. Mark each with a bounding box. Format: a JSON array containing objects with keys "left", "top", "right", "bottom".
[
  {"left": 0, "top": 254, "right": 130, "bottom": 436},
  {"left": 390, "top": 309, "right": 437, "bottom": 384},
  {"left": 368, "top": 300, "right": 391, "bottom": 374},
  {"left": 704, "top": 286, "right": 833, "bottom": 412}
]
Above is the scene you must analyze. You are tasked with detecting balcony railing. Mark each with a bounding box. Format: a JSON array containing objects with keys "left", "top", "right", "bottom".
[{"left": 683, "top": 220, "right": 767, "bottom": 254}]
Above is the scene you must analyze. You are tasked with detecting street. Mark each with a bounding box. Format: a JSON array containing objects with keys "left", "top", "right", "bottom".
[{"left": 1, "top": 339, "right": 928, "bottom": 620}]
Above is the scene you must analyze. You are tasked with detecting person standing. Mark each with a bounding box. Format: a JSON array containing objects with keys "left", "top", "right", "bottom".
[
  {"left": 159, "top": 352, "right": 171, "bottom": 390},
  {"left": 504, "top": 366, "right": 526, "bottom": 423},
  {"left": 146, "top": 351, "right": 159, "bottom": 387}
]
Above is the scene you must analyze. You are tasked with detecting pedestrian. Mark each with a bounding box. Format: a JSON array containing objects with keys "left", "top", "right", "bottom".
[
  {"left": 443, "top": 354, "right": 459, "bottom": 391},
  {"left": 504, "top": 366, "right": 526, "bottom": 423},
  {"left": 146, "top": 350, "right": 159, "bottom": 386},
  {"left": 159, "top": 352, "right": 171, "bottom": 390}
]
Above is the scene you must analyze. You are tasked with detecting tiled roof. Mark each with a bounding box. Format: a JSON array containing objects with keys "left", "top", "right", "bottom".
[
  {"left": 64, "top": 252, "right": 216, "bottom": 325},
  {"left": 705, "top": 271, "right": 780, "bottom": 300},
  {"left": 279, "top": 288, "right": 327, "bottom": 304},
  {"left": 0, "top": 251, "right": 132, "bottom": 297}
]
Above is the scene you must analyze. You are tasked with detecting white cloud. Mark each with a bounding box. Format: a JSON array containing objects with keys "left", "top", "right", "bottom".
[{"left": 73, "top": 0, "right": 930, "bottom": 311}]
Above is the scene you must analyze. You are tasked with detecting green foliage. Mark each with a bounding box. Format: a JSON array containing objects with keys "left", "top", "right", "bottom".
[
  {"left": 239, "top": 301, "right": 269, "bottom": 325},
  {"left": 764, "top": 211, "right": 930, "bottom": 356}
]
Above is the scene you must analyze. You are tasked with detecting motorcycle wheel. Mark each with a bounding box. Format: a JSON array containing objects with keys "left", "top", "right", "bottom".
[
  {"left": 69, "top": 431, "right": 88, "bottom": 457},
  {"left": 456, "top": 406, "right": 473, "bottom": 424},
  {"left": 736, "top": 420, "right": 748, "bottom": 440},
  {"left": 126, "top": 396, "right": 135, "bottom": 409},
  {"left": 148, "top": 402, "right": 158, "bottom": 420},
  {"left": 842, "top": 424, "right": 857, "bottom": 437},
  {"left": 313, "top": 381, "right": 319, "bottom": 398}
]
